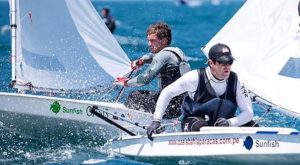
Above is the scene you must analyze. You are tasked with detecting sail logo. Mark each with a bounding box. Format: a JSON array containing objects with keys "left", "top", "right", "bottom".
[
  {"left": 50, "top": 101, "right": 61, "bottom": 114},
  {"left": 243, "top": 136, "right": 253, "bottom": 151},
  {"left": 50, "top": 101, "right": 83, "bottom": 115}
]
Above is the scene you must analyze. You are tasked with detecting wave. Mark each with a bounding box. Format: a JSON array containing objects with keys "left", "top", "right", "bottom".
[
  {"left": 114, "top": 35, "right": 145, "bottom": 46},
  {"left": 83, "top": 159, "right": 107, "bottom": 164},
  {"left": 187, "top": 56, "right": 204, "bottom": 62},
  {"left": 0, "top": 25, "right": 10, "bottom": 36}
]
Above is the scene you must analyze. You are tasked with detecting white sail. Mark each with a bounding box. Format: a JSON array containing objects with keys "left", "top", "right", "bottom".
[
  {"left": 202, "top": 0, "right": 300, "bottom": 115},
  {"left": 10, "top": 0, "right": 131, "bottom": 91}
]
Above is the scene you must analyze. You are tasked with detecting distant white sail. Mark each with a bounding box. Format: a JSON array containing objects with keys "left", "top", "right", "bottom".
[
  {"left": 10, "top": 0, "right": 131, "bottom": 91},
  {"left": 203, "top": 0, "right": 300, "bottom": 115}
]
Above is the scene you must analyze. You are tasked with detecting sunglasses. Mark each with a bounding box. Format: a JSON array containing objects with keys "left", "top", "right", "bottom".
[{"left": 216, "top": 59, "right": 234, "bottom": 65}]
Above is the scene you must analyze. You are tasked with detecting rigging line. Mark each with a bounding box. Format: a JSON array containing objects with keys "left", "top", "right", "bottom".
[
  {"left": 249, "top": 90, "right": 284, "bottom": 112},
  {"left": 252, "top": 103, "right": 272, "bottom": 127},
  {"left": 250, "top": 90, "right": 300, "bottom": 120},
  {"left": 115, "top": 69, "right": 137, "bottom": 103},
  {"left": 251, "top": 95, "right": 273, "bottom": 127},
  {"left": 90, "top": 105, "right": 147, "bottom": 130},
  {"left": 98, "top": 84, "right": 117, "bottom": 101},
  {"left": 90, "top": 105, "right": 168, "bottom": 133},
  {"left": 90, "top": 106, "right": 136, "bottom": 136},
  {"left": 254, "top": 97, "right": 300, "bottom": 128},
  {"left": 14, "top": 83, "right": 109, "bottom": 96},
  {"left": 99, "top": 69, "right": 137, "bottom": 101}
]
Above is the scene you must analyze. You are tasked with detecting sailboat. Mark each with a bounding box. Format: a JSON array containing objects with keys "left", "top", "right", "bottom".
[
  {"left": 0, "top": 0, "right": 153, "bottom": 137},
  {"left": 110, "top": 0, "right": 300, "bottom": 163}
]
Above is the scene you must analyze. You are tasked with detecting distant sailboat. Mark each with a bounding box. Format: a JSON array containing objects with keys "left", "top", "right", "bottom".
[{"left": 0, "top": 0, "right": 153, "bottom": 138}]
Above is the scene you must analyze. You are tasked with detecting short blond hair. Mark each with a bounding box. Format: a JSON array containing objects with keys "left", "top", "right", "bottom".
[{"left": 146, "top": 22, "right": 172, "bottom": 45}]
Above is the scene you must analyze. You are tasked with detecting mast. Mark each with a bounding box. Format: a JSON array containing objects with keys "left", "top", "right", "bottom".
[{"left": 10, "top": 0, "right": 17, "bottom": 86}]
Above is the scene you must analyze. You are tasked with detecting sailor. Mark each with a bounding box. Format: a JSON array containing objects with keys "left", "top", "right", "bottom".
[
  {"left": 114, "top": 22, "right": 191, "bottom": 118},
  {"left": 147, "top": 43, "right": 255, "bottom": 140},
  {"left": 101, "top": 7, "right": 116, "bottom": 33}
]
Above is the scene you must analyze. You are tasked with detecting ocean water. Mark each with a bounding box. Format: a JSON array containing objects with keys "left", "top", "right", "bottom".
[{"left": 1, "top": 0, "right": 300, "bottom": 164}]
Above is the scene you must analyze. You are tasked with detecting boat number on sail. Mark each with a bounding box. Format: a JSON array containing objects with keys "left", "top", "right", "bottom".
[
  {"left": 50, "top": 101, "right": 83, "bottom": 115},
  {"left": 168, "top": 137, "right": 239, "bottom": 146},
  {"left": 243, "top": 136, "right": 279, "bottom": 151}
]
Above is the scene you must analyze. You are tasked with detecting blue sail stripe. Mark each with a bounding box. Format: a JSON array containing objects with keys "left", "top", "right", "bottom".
[{"left": 279, "top": 57, "right": 300, "bottom": 78}]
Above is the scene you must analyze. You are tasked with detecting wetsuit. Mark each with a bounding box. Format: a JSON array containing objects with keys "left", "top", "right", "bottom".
[
  {"left": 153, "top": 67, "right": 254, "bottom": 128},
  {"left": 125, "top": 47, "right": 190, "bottom": 118},
  {"left": 103, "top": 15, "right": 116, "bottom": 33}
]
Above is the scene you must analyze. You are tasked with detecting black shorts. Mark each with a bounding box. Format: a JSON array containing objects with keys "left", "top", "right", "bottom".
[{"left": 181, "top": 116, "right": 208, "bottom": 132}]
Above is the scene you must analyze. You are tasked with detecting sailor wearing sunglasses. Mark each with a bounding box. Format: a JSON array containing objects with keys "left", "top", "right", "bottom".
[{"left": 147, "top": 43, "right": 255, "bottom": 141}]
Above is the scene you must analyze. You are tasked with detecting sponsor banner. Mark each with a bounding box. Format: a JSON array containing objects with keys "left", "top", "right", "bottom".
[{"left": 168, "top": 137, "right": 240, "bottom": 146}]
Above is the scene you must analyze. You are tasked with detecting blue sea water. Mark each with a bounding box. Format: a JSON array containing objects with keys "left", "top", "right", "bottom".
[{"left": 0, "top": 0, "right": 300, "bottom": 164}]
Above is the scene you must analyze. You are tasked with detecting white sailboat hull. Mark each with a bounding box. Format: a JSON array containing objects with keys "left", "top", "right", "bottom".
[
  {"left": 111, "top": 127, "right": 300, "bottom": 164},
  {"left": 0, "top": 92, "right": 152, "bottom": 137}
]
